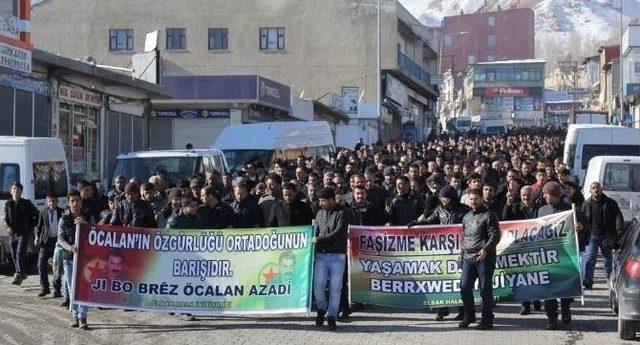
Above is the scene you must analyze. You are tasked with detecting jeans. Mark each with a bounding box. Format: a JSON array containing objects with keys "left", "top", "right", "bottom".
[
  {"left": 313, "top": 253, "right": 346, "bottom": 318},
  {"left": 579, "top": 251, "right": 585, "bottom": 279},
  {"left": 53, "top": 246, "right": 68, "bottom": 298},
  {"left": 584, "top": 235, "right": 613, "bottom": 283},
  {"left": 38, "top": 240, "right": 58, "bottom": 291},
  {"left": 63, "top": 259, "right": 87, "bottom": 319},
  {"left": 10, "top": 234, "right": 28, "bottom": 276},
  {"left": 460, "top": 255, "right": 496, "bottom": 322}
]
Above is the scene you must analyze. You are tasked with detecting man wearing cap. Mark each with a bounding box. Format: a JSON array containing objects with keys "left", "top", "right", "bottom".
[
  {"left": 189, "top": 178, "right": 204, "bottom": 203},
  {"left": 409, "top": 185, "right": 470, "bottom": 321},
  {"left": 313, "top": 188, "right": 350, "bottom": 331},
  {"left": 110, "top": 182, "right": 157, "bottom": 228},
  {"left": 3, "top": 182, "right": 38, "bottom": 285}
]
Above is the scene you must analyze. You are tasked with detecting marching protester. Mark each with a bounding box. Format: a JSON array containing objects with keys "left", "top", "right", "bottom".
[
  {"left": 313, "top": 188, "right": 349, "bottom": 331},
  {"left": 110, "top": 183, "right": 157, "bottom": 228},
  {"left": 536, "top": 182, "right": 581, "bottom": 330},
  {"left": 409, "top": 185, "right": 470, "bottom": 322},
  {"left": 34, "top": 193, "right": 64, "bottom": 297},
  {"left": 57, "top": 189, "right": 95, "bottom": 330},
  {"left": 581, "top": 181, "right": 623, "bottom": 289},
  {"left": 4, "top": 182, "right": 39, "bottom": 285},
  {"left": 459, "top": 188, "right": 501, "bottom": 330}
]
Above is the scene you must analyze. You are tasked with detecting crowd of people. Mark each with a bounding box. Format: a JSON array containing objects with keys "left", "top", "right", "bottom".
[{"left": 3, "top": 126, "right": 624, "bottom": 332}]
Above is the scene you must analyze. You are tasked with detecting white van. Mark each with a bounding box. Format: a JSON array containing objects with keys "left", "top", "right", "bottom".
[
  {"left": 112, "top": 149, "right": 230, "bottom": 187},
  {"left": 213, "top": 121, "right": 335, "bottom": 172},
  {"left": 563, "top": 125, "right": 640, "bottom": 185},
  {"left": 0, "top": 137, "right": 70, "bottom": 261},
  {"left": 582, "top": 156, "right": 640, "bottom": 221}
]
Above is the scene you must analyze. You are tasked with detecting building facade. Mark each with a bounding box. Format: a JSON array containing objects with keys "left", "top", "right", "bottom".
[
  {"left": 31, "top": 0, "right": 439, "bottom": 145},
  {"left": 440, "top": 7, "right": 535, "bottom": 85},
  {"left": 463, "top": 59, "right": 545, "bottom": 125}
]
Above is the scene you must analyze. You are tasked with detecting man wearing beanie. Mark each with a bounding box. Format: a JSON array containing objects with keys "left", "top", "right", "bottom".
[
  {"left": 312, "top": 187, "right": 349, "bottom": 331},
  {"left": 110, "top": 182, "right": 156, "bottom": 228},
  {"left": 409, "top": 185, "right": 470, "bottom": 321},
  {"left": 537, "top": 181, "right": 584, "bottom": 330}
]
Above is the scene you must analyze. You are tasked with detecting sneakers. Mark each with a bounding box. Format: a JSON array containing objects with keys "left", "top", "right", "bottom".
[
  {"left": 327, "top": 317, "right": 337, "bottom": 331},
  {"left": 582, "top": 279, "right": 593, "bottom": 290},
  {"left": 315, "top": 310, "right": 326, "bottom": 326},
  {"left": 52, "top": 291, "right": 63, "bottom": 298},
  {"left": 546, "top": 318, "right": 558, "bottom": 330},
  {"left": 79, "top": 318, "right": 89, "bottom": 330},
  {"left": 70, "top": 318, "right": 79, "bottom": 328},
  {"left": 475, "top": 321, "right": 493, "bottom": 330},
  {"left": 11, "top": 273, "right": 25, "bottom": 285},
  {"left": 561, "top": 306, "right": 572, "bottom": 324},
  {"left": 60, "top": 299, "right": 70, "bottom": 307},
  {"left": 38, "top": 289, "right": 51, "bottom": 297},
  {"left": 180, "top": 314, "right": 196, "bottom": 321},
  {"left": 519, "top": 305, "right": 531, "bottom": 315}
]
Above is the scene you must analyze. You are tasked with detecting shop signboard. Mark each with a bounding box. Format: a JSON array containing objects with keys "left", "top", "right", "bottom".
[
  {"left": 58, "top": 84, "right": 102, "bottom": 108},
  {"left": 152, "top": 109, "right": 231, "bottom": 119},
  {"left": 0, "top": 41, "right": 31, "bottom": 74},
  {"left": 484, "top": 87, "right": 528, "bottom": 97}
]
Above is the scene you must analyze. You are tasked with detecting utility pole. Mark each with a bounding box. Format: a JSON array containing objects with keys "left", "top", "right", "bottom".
[
  {"left": 558, "top": 60, "right": 584, "bottom": 123},
  {"left": 377, "top": 0, "right": 381, "bottom": 144}
]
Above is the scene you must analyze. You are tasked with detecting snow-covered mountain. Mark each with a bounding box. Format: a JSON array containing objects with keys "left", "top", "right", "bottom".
[{"left": 400, "top": 0, "right": 640, "bottom": 42}]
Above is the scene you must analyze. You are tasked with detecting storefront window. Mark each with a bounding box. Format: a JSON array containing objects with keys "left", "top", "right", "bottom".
[{"left": 58, "top": 102, "right": 100, "bottom": 183}]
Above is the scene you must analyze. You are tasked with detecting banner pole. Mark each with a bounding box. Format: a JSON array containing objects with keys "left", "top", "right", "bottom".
[
  {"left": 572, "top": 204, "right": 585, "bottom": 306},
  {"left": 71, "top": 223, "right": 80, "bottom": 306}
]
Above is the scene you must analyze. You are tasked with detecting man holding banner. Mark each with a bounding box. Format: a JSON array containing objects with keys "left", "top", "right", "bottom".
[
  {"left": 537, "top": 181, "right": 582, "bottom": 330},
  {"left": 459, "top": 188, "right": 501, "bottom": 330}
]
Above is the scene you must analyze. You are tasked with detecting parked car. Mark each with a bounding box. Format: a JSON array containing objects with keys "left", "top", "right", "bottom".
[{"left": 609, "top": 221, "right": 640, "bottom": 340}]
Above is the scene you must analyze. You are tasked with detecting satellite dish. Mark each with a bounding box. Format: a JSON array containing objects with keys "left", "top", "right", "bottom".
[{"left": 145, "top": 31, "right": 159, "bottom": 52}]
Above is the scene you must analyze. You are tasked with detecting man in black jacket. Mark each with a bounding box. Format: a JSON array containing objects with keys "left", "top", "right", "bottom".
[
  {"left": 198, "top": 186, "right": 236, "bottom": 229},
  {"left": 35, "top": 194, "right": 64, "bottom": 297},
  {"left": 312, "top": 188, "right": 349, "bottom": 331},
  {"left": 3, "top": 182, "right": 38, "bottom": 285},
  {"left": 231, "top": 180, "right": 263, "bottom": 228},
  {"left": 110, "top": 183, "right": 157, "bottom": 228},
  {"left": 167, "top": 197, "right": 202, "bottom": 230},
  {"left": 581, "top": 181, "right": 623, "bottom": 289},
  {"left": 537, "top": 181, "right": 584, "bottom": 330},
  {"left": 458, "top": 188, "right": 501, "bottom": 330},
  {"left": 268, "top": 182, "right": 313, "bottom": 227},
  {"left": 387, "top": 175, "right": 424, "bottom": 225},
  {"left": 351, "top": 185, "right": 383, "bottom": 226},
  {"left": 410, "top": 185, "right": 470, "bottom": 322}
]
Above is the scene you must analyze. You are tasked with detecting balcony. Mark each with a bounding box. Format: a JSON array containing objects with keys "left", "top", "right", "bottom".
[{"left": 397, "top": 51, "right": 432, "bottom": 87}]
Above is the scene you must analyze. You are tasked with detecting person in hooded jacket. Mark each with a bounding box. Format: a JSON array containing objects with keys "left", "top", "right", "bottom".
[{"left": 409, "top": 185, "right": 469, "bottom": 321}]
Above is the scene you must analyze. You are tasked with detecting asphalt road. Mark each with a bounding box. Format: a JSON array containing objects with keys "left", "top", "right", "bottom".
[{"left": 0, "top": 263, "right": 632, "bottom": 345}]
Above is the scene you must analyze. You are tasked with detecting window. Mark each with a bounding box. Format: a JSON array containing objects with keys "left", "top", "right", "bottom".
[
  {"left": 0, "top": 163, "right": 19, "bottom": 200},
  {"left": 444, "top": 34, "right": 452, "bottom": 46},
  {"left": 112, "top": 157, "right": 198, "bottom": 185},
  {"left": 488, "top": 16, "right": 495, "bottom": 27},
  {"left": 468, "top": 54, "right": 476, "bottom": 64},
  {"left": 581, "top": 145, "right": 640, "bottom": 169},
  {"left": 260, "top": 27, "right": 285, "bottom": 51},
  {"left": 166, "top": 28, "right": 186, "bottom": 50},
  {"left": 208, "top": 28, "right": 228, "bottom": 50},
  {"left": 0, "top": 0, "right": 19, "bottom": 37},
  {"left": 109, "top": 29, "right": 134, "bottom": 51},
  {"left": 603, "top": 163, "right": 640, "bottom": 192},
  {"left": 59, "top": 103, "right": 100, "bottom": 183},
  {"left": 487, "top": 35, "right": 495, "bottom": 47},
  {"left": 33, "top": 161, "right": 68, "bottom": 199}
]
